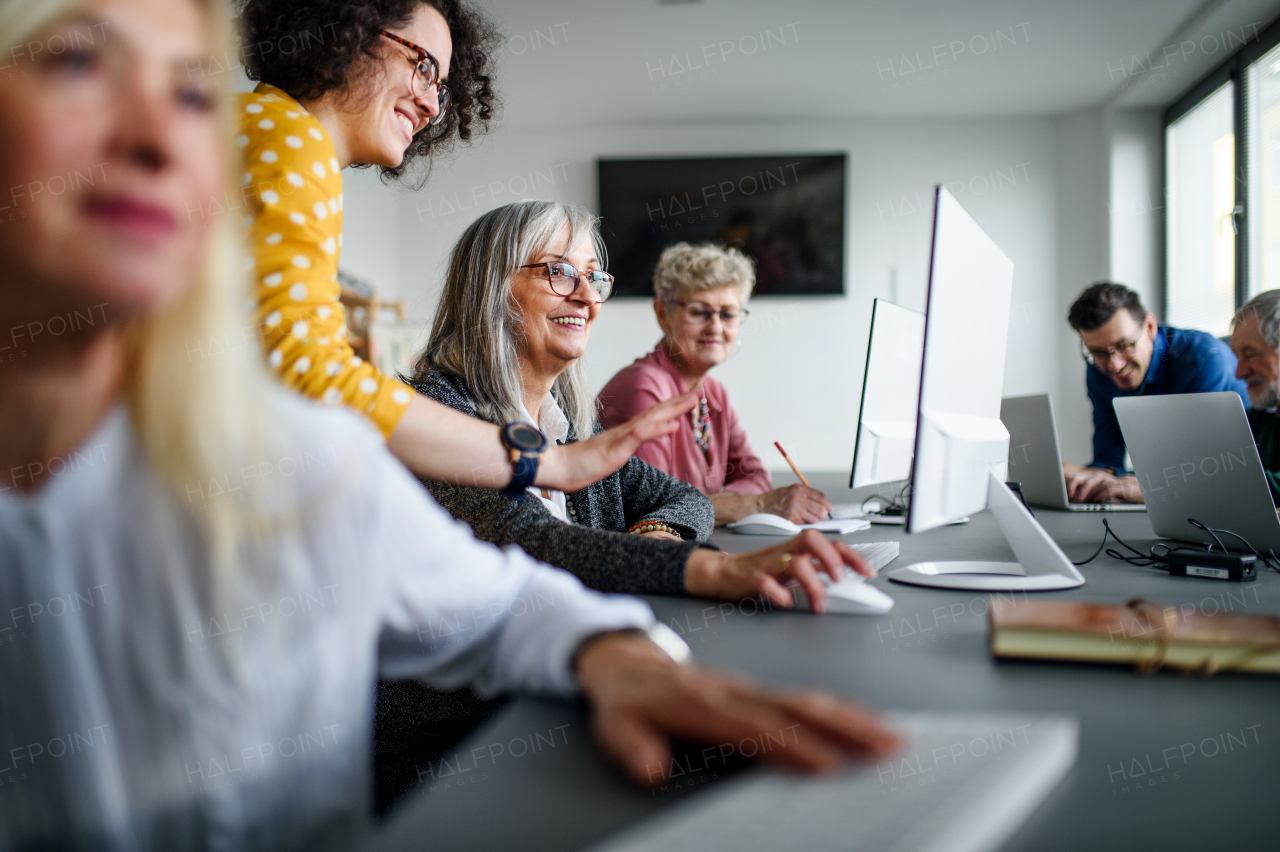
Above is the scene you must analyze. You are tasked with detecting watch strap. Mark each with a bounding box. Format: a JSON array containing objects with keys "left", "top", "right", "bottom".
[{"left": 502, "top": 452, "right": 539, "bottom": 497}]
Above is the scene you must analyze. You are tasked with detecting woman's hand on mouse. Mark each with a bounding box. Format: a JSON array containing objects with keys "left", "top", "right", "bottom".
[{"left": 683, "top": 530, "right": 875, "bottom": 613}]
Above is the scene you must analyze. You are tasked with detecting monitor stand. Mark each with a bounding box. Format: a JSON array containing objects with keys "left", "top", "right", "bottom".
[{"left": 888, "top": 471, "right": 1085, "bottom": 591}]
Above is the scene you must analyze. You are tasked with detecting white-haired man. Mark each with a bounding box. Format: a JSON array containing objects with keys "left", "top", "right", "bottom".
[{"left": 1230, "top": 290, "right": 1280, "bottom": 502}]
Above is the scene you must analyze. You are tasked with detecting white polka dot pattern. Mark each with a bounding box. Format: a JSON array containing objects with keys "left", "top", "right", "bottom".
[{"left": 243, "top": 83, "right": 411, "bottom": 440}]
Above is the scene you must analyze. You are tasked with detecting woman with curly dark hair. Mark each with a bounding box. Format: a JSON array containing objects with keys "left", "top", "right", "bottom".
[{"left": 234, "top": 0, "right": 697, "bottom": 499}]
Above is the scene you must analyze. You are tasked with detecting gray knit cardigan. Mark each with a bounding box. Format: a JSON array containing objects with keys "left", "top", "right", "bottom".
[{"left": 411, "top": 371, "right": 715, "bottom": 596}]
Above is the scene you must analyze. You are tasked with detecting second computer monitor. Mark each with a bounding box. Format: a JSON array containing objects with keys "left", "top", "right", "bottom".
[
  {"left": 850, "top": 299, "right": 925, "bottom": 488},
  {"left": 906, "top": 186, "right": 1015, "bottom": 533}
]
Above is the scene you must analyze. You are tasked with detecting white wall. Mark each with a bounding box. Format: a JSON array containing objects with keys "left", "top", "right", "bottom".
[
  {"left": 357, "top": 116, "right": 1059, "bottom": 472},
  {"left": 1051, "top": 106, "right": 1165, "bottom": 465}
]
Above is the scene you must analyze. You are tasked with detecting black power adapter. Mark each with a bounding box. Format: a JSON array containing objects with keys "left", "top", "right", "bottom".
[{"left": 1165, "top": 551, "right": 1257, "bottom": 582}]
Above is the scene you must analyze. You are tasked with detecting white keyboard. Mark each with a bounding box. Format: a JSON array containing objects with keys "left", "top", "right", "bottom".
[
  {"left": 586, "top": 714, "right": 1078, "bottom": 852},
  {"left": 850, "top": 540, "right": 900, "bottom": 572}
]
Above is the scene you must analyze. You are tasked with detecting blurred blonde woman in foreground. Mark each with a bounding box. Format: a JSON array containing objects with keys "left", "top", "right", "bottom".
[{"left": 0, "top": 0, "right": 896, "bottom": 848}]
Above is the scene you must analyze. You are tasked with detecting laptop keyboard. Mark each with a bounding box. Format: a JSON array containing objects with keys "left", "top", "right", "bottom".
[{"left": 1068, "top": 502, "right": 1146, "bottom": 512}]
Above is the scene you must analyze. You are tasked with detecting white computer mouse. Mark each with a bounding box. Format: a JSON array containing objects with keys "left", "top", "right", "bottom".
[
  {"left": 785, "top": 573, "right": 896, "bottom": 615},
  {"left": 727, "top": 513, "right": 802, "bottom": 535}
]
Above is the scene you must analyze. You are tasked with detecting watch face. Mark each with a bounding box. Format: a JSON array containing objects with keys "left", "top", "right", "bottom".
[{"left": 507, "top": 423, "right": 546, "bottom": 452}]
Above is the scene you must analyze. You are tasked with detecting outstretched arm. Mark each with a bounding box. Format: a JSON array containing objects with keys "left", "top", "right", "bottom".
[{"left": 388, "top": 389, "right": 700, "bottom": 492}]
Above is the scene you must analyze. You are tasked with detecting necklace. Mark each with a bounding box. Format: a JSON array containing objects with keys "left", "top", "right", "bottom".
[{"left": 692, "top": 393, "right": 712, "bottom": 455}]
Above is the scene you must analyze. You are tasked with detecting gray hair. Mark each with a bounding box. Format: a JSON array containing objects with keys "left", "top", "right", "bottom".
[
  {"left": 411, "top": 200, "right": 605, "bottom": 440},
  {"left": 652, "top": 242, "right": 755, "bottom": 304},
  {"left": 1233, "top": 290, "right": 1280, "bottom": 349}
]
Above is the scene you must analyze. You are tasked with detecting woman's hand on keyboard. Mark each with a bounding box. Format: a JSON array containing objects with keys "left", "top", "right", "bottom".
[
  {"left": 684, "top": 530, "right": 876, "bottom": 613},
  {"left": 575, "top": 632, "right": 901, "bottom": 786}
]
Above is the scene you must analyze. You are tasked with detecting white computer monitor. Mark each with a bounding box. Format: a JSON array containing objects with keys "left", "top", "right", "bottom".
[
  {"left": 849, "top": 299, "right": 924, "bottom": 489},
  {"left": 889, "top": 186, "right": 1084, "bottom": 592}
]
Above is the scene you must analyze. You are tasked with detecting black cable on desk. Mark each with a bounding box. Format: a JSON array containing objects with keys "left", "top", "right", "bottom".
[{"left": 1074, "top": 516, "right": 1280, "bottom": 574}]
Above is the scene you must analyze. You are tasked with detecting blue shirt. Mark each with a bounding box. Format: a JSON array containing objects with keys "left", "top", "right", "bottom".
[{"left": 1086, "top": 325, "right": 1248, "bottom": 471}]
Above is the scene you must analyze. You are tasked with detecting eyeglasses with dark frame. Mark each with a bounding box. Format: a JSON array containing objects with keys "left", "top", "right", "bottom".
[
  {"left": 672, "top": 301, "right": 750, "bottom": 327},
  {"left": 519, "top": 261, "right": 615, "bottom": 302},
  {"left": 1080, "top": 337, "right": 1140, "bottom": 367},
  {"left": 379, "top": 30, "right": 451, "bottom": 126}
]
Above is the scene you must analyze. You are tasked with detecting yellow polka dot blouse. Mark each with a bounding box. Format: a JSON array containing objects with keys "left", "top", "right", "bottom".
[{"left": 239, "top": 83, "right": 413, "bottom": 440}]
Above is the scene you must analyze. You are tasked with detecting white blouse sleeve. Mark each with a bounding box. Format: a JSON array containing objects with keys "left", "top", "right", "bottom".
[{"left": 363, "top": 442, "right": 655, "bottom": 696}]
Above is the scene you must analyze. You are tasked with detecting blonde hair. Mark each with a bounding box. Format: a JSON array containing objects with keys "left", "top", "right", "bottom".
[
  {"left": 652, "top": 242, "right": 755, "bottom": 304},
  {"left": 413, "top": 200, "right": 604, "bottom": 440},
  {"left": 1, "top": 0, "right": 278, "bottom": 597}
]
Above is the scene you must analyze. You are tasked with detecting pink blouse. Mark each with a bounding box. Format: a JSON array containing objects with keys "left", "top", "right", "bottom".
[{"left": 598, "top": 341, "right": 773, "bottom": 496}]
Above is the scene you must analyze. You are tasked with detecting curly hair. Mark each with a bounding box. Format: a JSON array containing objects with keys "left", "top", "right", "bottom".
[
  {"left": 652, "top": 242, "right": 756, "bottom": 304},
  {"left": 236, "top": 0, "right": 499, "bottom": 186}
]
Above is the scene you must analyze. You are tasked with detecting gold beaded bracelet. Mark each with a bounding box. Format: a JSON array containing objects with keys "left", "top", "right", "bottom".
[{"left": 628, "top": 520, "right": 680, "bottom": 537}]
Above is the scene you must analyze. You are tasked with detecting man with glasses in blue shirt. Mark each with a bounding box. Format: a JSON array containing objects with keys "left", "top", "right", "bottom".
[{"left": 1064, "top": 282, "right": 1248, "bottom": 503}]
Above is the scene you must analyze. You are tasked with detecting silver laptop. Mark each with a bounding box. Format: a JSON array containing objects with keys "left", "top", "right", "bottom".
[
  {"left": 1000, "top": 394, "right": 1146, "bottom": 512},
  {"left": 586, "top": 714, "right": 1077, "bottom": 852},
  {"left": 1114, "top": 392, "right": 1280, "bottom": 552}
]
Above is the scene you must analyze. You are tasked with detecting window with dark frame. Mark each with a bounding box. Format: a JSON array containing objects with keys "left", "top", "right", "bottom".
[{"left": 1164, "top": 18, "right": 1280, "bottom": 332}]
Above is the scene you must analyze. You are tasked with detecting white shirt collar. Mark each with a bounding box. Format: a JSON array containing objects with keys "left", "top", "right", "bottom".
[{"left": 520, "top": 393, "right": 569, "bottom": 446}]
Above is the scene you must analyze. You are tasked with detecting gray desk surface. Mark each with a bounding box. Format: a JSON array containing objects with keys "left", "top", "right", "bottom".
[{"left": 368, "top": 473, "right": 1280, "bottom": 852}]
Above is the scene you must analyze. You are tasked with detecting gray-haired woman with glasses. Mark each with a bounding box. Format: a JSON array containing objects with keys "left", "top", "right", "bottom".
[{"left": 599, "top": 242, "right": 833, "bottom": 526}]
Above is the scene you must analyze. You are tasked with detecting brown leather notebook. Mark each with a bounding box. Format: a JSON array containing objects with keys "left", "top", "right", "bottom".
[{"left": 989, "top": 597, "right": 1280, "bottom": 675}]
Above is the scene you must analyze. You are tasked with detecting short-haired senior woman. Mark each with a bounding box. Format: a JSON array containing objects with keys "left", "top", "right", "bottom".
[
  {"left": 411, "top": 202, "right": 874, "bottom": 603},
  {"left": 599, "top": 242, "right": 833, "bottom": 525},
  {"left": 235, "top": 0, "right": 692, "bottom": 507},
  {"left": 0, "top": 0, "right": 900, "bottom": 847}
]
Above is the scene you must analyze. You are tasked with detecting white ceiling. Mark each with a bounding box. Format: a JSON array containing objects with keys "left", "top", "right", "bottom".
[{"left": 474, "top": 0, "right": 1280, "bottom": 128}]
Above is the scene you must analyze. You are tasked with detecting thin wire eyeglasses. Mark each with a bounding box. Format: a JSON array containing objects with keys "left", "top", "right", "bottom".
[
  {"left": 672, "top": 301, "right": 750, "bottom": 326},
  {"left": 1080, "top": 338, "right": 1140, "bottom": 366}
]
